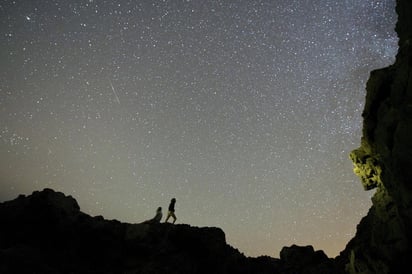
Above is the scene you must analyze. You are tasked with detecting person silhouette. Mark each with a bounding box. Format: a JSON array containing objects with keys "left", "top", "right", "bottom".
[
  {"left": 165, "top": 198, "right": 177, "bottom": 224},
  {"left": 143, "top": 206, "right": 163, "bottom": 224}
]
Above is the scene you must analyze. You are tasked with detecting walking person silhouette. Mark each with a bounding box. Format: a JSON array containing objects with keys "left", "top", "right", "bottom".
[{"left": 165, "top": 198, "right": 177, "bottom": 224}]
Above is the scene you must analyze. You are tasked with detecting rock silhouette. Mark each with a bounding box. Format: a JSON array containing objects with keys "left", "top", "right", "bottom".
[{"left": 0, "top": 188, "right": 340, "bottom": 274}]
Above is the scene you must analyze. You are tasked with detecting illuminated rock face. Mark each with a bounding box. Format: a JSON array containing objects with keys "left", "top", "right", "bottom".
[{"left": 343, "top": 0, "right": 412, "bottom": 272}]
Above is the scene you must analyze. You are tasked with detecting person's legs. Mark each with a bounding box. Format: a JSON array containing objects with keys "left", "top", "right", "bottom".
[
  {"left": 165, "top": 211, "right": 177, "bottom": 223},
  {"left": 165, "top": 211, "right": 173, "bottom": 223}
]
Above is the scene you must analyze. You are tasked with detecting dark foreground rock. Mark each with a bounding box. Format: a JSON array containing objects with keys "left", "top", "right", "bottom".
[{"left": 0, "top": 188, "right": 340, "bottom": 274}]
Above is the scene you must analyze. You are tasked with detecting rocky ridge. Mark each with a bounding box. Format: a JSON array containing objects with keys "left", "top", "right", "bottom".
[{"left": 0, "top": 188, "right": 339, "bottom": 274}]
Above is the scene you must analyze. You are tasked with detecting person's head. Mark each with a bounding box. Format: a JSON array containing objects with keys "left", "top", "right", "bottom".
[
  {"left": 157, "top": 207, "right": 162, "bottom": 212},
  {"left": 171, "top": 198, "right": 176, "bottom": 203}
]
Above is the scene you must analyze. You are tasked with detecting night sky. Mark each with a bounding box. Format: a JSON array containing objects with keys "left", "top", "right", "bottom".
[{"left": 0, "top": 0, "right": 398, "bottom": 257}]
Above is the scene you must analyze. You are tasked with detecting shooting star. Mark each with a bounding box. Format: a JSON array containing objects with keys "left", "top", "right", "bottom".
[{"left": 109, "top": 80, "right": 121, "bottom": 104}]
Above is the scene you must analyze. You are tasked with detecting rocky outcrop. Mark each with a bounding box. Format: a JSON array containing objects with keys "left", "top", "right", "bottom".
[
  {"left": 279, "top": 245, "right": 337, "bottom": 274},
  {"left": 339, "top": 0, "right": 412, "bottom": 273},
  {"left": 0, "top": 188, "right": 339, "bottom": 274}
]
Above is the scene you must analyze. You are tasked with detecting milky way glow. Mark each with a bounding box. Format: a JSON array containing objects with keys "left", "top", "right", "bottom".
[{"left": 0, "top": 0, "right": 398, "bottom": 257}]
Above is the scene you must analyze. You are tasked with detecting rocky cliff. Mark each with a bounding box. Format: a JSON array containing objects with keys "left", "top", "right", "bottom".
[
  {"left": 0, "top": 188, "right": 340, "bottom": 274},
  {"left": 338, "top": 0, "right": 412, "bottom": 273}
]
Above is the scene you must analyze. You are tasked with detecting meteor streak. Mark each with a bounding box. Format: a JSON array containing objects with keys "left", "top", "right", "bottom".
[{"left": 109, "top": 80, "right": 120, "bottom": 104}]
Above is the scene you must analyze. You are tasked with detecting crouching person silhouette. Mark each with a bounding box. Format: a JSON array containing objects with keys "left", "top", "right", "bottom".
[
  {"left": 165, "top": 198, "right": 177, "bottom": 224},
  {"left": 143, "top": 207, "right": 162, "bottom": 224}
]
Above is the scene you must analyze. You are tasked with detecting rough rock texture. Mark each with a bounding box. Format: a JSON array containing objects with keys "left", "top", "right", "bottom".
[
  {"left": 0, "top": 188, "right": 340, "bottom": 274},
  {"left": 339, "top": 0, "right": 412, "bottom": 273}
]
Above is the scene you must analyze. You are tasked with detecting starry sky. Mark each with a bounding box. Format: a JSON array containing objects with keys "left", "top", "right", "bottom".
[{"left": 0, "top": 0, "right": 398, "bottom": 258}]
